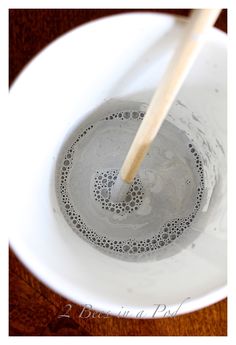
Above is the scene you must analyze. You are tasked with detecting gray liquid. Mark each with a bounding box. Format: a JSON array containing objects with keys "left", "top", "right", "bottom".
[{"left": 55, "top": 110, "right": 205, "bottom": 262}]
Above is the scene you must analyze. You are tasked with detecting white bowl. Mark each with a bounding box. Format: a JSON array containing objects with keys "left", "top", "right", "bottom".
[{"left": 9, "top": 13, "right": 227, "bottom": 318}]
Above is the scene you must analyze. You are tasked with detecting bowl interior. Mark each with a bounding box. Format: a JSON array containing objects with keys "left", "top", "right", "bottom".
[{"left": 9, "top": 13, "right": 227, "bottom": 317}]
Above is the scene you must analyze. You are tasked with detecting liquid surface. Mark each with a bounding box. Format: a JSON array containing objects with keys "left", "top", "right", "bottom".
[{"left": 56, "top": 110, "right": 205, "bottom": 261}]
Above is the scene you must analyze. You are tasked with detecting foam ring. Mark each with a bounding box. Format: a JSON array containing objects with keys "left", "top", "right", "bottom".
[{"left": 56, "top": 111, "right": 205, "bottom": 259}]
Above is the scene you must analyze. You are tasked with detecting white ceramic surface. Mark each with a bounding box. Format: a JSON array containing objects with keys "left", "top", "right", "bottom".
[{"left": 8, "top": 13, "right": 227, "bottom": 318}]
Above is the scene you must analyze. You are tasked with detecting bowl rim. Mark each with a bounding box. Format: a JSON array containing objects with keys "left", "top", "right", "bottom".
[{"left": 9, "top": 11, "right": 227, "bottom": 319}]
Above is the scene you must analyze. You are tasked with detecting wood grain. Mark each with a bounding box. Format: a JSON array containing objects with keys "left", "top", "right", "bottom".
[
  {"left": 9, "top": 9, "right": 227, "bottom": 336},
  {"left": 9, "top": 249, "right": 227, "bottom": 336},
  {"left": 120, "top": 9, "right": 222, "bottom": 183}
]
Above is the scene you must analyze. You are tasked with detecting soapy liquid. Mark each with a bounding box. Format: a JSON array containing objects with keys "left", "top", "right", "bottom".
[{"left": 56, "top": 110, "right": 205, "bottom": 261}]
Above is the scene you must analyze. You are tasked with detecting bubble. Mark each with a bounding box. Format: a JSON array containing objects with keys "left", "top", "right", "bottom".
[
  {"left": 123, "top": 245, "right": 130, "bottom": 252},
  {"left": 125, "top": 194, "right": 132, "bottom": 202},
  {"left": 92, "top": 169, "right": 144, "bottom": 216},
  {"left": 132, "top": 111, "right": 139, "bottom": 119},
  {"left": 124, "top": 112, "right": 130, "bottom": 119},
  {"left": 162, "top": 233, "right": 168, "bottom": 240},
  {"left": 101, "top": 188, "right": 109, "bottom": 199}
]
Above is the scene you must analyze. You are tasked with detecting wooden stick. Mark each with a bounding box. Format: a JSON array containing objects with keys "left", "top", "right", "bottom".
[{"left": 120, "top": 9, "right": 221, "bottom": 183}]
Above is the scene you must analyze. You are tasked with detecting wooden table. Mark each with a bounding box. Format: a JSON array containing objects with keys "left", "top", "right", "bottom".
[{"left": 9, "top": 9, "right": 227, "bottom": 336}]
